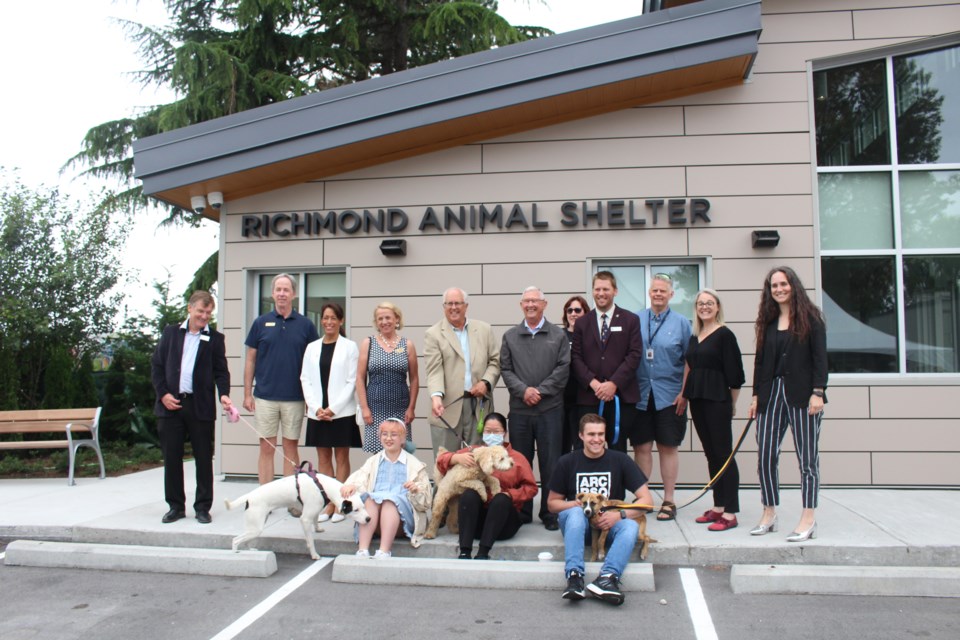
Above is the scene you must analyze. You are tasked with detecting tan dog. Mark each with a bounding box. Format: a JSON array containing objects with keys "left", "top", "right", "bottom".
[
  {"left": 424, "top": 445, "right": 515, "bottom": 539},
  {"left": 576, "top": 492, "right": 656, "bottom": 562}
]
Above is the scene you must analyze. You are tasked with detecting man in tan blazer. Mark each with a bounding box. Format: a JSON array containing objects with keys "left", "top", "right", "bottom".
[{"left": 424, "top": 287, "right": 501, "bottom": 456}]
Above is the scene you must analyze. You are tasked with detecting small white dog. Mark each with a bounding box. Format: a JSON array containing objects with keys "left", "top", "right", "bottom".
[{"left": 225, "top": 466, "right": 370, "bottom": 560}]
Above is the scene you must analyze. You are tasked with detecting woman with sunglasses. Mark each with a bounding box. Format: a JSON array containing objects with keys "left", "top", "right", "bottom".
[
  {"left": 682, "top": 289, "right": 745, "bottom": 531},
  {"left": 560, "top": 295, "right": 589, "bottom": 452}
]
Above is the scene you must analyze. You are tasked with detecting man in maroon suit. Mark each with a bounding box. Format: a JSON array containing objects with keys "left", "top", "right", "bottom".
[{"left": 571, "top": 271, "right": 643, "bottom": 452}]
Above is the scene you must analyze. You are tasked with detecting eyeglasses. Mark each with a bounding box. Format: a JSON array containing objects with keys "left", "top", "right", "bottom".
[
  {"left": 566, "top": 307, "right": 584, "bottom": 314},
  {"left": 443, "top": 302, "right": 465, "bottom": 308},
  {"left": 696, "top": 301, "right": 717, "bottom": 308},
  {"left": 521, "top": 298, "right": 545, "bottom": 305}
]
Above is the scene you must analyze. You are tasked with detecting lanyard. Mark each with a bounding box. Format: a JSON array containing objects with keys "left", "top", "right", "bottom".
[{"left": 647, "top": 308, "right": 671, "bottom": 346}]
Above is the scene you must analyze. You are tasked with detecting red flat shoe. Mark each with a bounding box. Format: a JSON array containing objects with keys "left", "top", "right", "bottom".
[
  {"left": 708, "top": 515, "right": 738, "bottom": 531},
  {"left": 695, "top": 510, "right": 722, "bottom": 524}
]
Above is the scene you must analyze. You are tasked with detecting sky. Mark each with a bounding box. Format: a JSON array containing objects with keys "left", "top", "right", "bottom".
[{"left": 0, "top": 0, "right": 644, "bottom": 318}]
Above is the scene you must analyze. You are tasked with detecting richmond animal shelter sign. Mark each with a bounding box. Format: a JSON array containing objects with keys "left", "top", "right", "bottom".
[{"left": 239, "top": 199, "right": 713, "bottom": 238}]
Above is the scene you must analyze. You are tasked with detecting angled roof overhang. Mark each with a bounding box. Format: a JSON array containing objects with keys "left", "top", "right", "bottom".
[{"left": 133, "top": 0, "right": 762, "bottom": 217}]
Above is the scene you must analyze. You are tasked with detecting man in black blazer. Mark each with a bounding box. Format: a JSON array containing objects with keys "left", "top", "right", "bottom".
[
  {"left": 571, "top": 272, "right": 643, "bottom": 452},
  {"left": 151, "top": 290, "right": 232, "bottom": 524}
]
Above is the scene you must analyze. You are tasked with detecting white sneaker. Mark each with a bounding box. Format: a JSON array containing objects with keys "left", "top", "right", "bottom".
[
  {"left": 373, "top": 549, "right": 392, "bottom": 560},
  {"left": 318, "top": 513, "right": 331, "bottom": 523},
  {"left": 355, "top": 549, "right": 370, "bottom": 559},
  {"left": 331, "top": 513, "right": 345, "bottom": 523}
]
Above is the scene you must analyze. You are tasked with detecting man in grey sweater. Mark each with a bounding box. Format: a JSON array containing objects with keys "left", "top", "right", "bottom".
[{"left": 500, "top": 286, "right": 570, "bottom": 530}]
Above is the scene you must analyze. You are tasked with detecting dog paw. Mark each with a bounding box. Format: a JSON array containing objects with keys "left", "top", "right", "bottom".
[{"left": 314, "top": 525, "right": 326, "bottom": 533}]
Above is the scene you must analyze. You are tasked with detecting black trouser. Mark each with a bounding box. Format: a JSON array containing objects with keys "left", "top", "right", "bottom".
[
  {"left": 158, "top": 395, "right": 214, "bottom": 513},
  {"left": 689, "top": 398, "right": 739, "bottom": 513},
  {"left": 458, "top": 489, "right": 522, "bottom": 553}
]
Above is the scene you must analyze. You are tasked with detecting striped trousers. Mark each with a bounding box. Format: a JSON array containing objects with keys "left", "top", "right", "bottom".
[{"left": 756, "top": 377, "right": 823, "bottom": 509}]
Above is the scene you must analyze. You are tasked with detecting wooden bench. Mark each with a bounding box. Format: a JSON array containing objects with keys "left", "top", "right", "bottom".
[{"left": 0, "top": 408, "right": 105, "bottom": 485}]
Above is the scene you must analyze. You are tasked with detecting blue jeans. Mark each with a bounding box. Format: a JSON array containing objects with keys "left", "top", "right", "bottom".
[{"left": 558, "top": 505, "right": 639, "bottom": 578}]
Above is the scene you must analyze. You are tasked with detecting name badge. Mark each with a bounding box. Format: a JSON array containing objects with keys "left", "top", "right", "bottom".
[
  {"left": 646, "top": 348, "right": 655, "bottom": 361},
  {"left": 611, "top": 326, "right": 622, "bottom": 332},
  {"left": 265, "top": 322, "right": 276, "bottom": 327},
  {"left": 200, "top": 334, "right": 210, "bottom": 342}
]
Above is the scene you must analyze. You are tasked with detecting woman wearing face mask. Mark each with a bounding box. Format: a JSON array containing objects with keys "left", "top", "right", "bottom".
[{"left": 434, "top": 413, "right": 537, "bottom": 560}]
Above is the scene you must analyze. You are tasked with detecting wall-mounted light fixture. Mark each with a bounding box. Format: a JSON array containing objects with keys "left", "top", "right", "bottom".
[
  {"left": 752, "top": 230, "right": 780, "bottom": 248},
  {"left": 379, "top": 239, "right": 407, "bottom": 256},
  {"left": 190, "top": 195, "right": 207, "bottom": 214}
]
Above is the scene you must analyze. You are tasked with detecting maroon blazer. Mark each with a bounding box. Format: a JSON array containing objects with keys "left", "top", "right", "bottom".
[{"left": 571, "top": 306, "right": 644, "bottom": 405}]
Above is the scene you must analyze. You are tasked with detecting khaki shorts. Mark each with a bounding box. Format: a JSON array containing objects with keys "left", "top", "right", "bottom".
[{"left": 254, "top": 399, "right": 304, "bottom": 441}]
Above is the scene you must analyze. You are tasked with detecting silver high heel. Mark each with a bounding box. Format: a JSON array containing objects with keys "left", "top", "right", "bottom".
[
  {"left": 749, "top": 516, "right": 778, "bottom": 536},
  {"left": 786, "top": 522, "right": 817, "bottom": 542}
]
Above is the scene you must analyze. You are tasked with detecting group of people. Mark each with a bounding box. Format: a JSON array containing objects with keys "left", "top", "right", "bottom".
[{"left": 151, "top": 265, "right": 827, "bottom": 605}]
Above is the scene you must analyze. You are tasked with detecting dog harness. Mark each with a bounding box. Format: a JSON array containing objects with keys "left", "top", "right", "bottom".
[{"left": 294, "top": 460, "right": 331, "bottom": 509}]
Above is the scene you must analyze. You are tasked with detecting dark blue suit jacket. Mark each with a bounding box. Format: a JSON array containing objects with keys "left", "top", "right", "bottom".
[
  {"left": 571, "top": 306, "right": 644, "bottom": 405},
  {"left": 151, "top": 323, "right": 230, "bottom": 421}
]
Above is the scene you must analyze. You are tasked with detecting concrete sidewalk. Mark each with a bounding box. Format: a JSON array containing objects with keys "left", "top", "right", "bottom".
[{"left": 2, "top": 463, "right": 957, "bottom": 568}]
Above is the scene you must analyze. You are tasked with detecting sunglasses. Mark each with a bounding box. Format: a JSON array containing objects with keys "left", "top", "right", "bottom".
[{"left": 566, "top": 307, "right": 584, "bottom": 314}]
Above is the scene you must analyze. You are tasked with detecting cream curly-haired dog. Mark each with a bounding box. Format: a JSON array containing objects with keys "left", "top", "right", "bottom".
[{"left": 424, "top": 445, "right": 514, "bottom": 539}]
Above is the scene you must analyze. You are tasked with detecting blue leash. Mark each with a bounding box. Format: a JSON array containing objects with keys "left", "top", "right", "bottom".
[{"left": 597, "top": 395, "right": 620, "bottom": 444}]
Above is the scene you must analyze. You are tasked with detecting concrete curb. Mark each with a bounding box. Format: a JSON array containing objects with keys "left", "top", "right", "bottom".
[
  {"left": 730, "top": 564, "right": 960, "bottom": 597},
  {"left": 330, "top": 555, "right": 655, "bottom": 591},
  {"left": 3, "top": 540, "right": 278, "bottom": 578}
]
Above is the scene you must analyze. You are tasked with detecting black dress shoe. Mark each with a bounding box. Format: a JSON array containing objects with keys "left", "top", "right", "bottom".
[
  {"left": 196, "top": 510, "right": 212, "bottom": 524},
  {"left": 544, "top": 520, "right": 559, "bottom": 531},
  {"left": 162, "top": 509, "right": 186, "bottom": 524}
]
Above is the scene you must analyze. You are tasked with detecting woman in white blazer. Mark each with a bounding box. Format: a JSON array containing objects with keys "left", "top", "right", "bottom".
[{"left": 300, "top": 302, "right": 361, "bottom": 522}]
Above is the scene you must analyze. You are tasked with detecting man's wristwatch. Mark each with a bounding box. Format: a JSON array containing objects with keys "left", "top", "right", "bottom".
[
  {"left": 812, "top": 389, "right": 825, "bottom": 398},
  {"left": 620, "top": 509, "right": 627, "bottom": 520}
]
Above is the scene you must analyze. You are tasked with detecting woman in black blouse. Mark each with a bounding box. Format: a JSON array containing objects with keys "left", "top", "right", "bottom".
[
  {"left": 747, "top": 267, "right": 827, "bottom": 542},
  {"left": 682, "top": 289, "right": 745, "bottom": 531}
]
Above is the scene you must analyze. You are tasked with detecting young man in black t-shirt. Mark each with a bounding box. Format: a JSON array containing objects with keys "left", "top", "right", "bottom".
[{"left": 547, "top": 413, "right": 653, "bottom": 605}]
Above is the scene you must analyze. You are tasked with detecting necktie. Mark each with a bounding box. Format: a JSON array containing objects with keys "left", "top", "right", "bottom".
[{"left": 601, "top": 313, "right": 610, "bottom": 347}]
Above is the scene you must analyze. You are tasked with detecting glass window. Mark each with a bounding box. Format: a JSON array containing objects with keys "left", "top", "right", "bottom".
[
  {"left": 594, "top": 262, "right": 703, "bottom": 321},
  {"left": 903, "top": 256, "right": 960, "bottom": 373},
  {"left": 814, "top": 59, "right": 890, "bottom": 167},
  {"left": 255, "top": 271, "right": 346, "bottom": 334},
  {"left": 815, "top": 43, "right": 960, "bottom": 374},
  {"left": 821, "top": 257, "right": 898, "bottom": 373},
  {"left": 895, "top": 47, "right": 960, "bottom": 164},
  {"left": 899, "top": 170, "right": 960, "bottom": 249},
  {"left": 818, "top": 172, "right": 894, "bottom": 250}
]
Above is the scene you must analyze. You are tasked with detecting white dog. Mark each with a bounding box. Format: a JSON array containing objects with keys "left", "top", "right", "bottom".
[{"left": 225, "top": 467, "right": 370, "bottom": 560}]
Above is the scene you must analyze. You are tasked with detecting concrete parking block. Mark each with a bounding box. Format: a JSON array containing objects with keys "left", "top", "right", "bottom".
[
  {"left": 331, "top": 555, "right": 655, "bottom": 591},
  {"left": 730, "top": 564, "right": 960, "bottom": 597},
  {"left": 3, "top": 540, "right": 278, "bottom": 578}
]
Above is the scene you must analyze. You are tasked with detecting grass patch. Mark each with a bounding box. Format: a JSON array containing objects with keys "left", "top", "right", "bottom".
[{"left": 0, "top": 443, "right": 164, "bottom": 479}]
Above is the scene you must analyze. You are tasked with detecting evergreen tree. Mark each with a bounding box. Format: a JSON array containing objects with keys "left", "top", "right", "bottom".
[{"left": 67, "top": 0, "right": 551, "bottom": 222}]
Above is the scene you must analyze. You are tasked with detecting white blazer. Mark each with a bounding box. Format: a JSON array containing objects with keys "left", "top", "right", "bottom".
[{"left": 300, "top": 335, "right": 359, "bottom": 420}]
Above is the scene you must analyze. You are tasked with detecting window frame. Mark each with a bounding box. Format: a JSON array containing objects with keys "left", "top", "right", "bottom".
[
  {"left": 246, "top": 267, "right": 350, "bottom": 337},
  {"left": 811, "top": 37, "right": 960, "bottom": 379}
]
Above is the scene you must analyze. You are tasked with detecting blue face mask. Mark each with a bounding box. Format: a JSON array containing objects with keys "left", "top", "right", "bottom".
[{"left": 482, "top": 433, "right": 504, "bottom": 447}]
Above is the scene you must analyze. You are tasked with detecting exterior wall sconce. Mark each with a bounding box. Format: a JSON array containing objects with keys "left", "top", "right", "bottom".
[
  {"left": 752, "top": 230, "right": 780, "bottom": 248},
  {"left": 380, "top": 239, "right": 407, "bottom": 256}
]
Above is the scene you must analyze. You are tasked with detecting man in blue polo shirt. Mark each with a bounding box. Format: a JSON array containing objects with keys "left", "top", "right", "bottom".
[
  {"left": 243, "top": 273, "right": 319, "bottom": 485},
  {"left": 633, "top": 273, "right": 691, "bottom": 523}
]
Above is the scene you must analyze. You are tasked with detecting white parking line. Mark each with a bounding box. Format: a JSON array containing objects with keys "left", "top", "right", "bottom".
[
  {"left": 680, "top": 567, "right": 718, "bottom": 640},
  {"left": 209, "top": 557, "right": 332, "bottom": 640}
]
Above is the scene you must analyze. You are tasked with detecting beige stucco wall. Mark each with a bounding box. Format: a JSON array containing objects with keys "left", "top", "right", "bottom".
[{"left": 215, "top": 0, "right": 960, "bottom": 488}]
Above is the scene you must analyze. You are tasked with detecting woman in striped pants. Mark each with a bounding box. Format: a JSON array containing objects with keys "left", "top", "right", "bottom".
[{"left": 747, "top": 267, "right": 827, "bottom": 542}]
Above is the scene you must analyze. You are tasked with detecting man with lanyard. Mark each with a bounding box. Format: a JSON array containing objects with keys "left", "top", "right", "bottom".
[
  {"left": 634, "top": 273, "right": 692, "bottom": 523},
  {"left": 243, "top": 273, "right": 319, "bottom": 486},
  {"left": 152, "top": 290, "right": 232, "bottom": 524},
  {"left": 500, "top": 286, "right": 570, "bottom": 530},
  {"left": 547, "top": 413, "right": 654, "bottom": 605},
  {"left": 571, "top": 271, "right": 643, "bottom": 452},
  {"left": 424, "top": 287, "right": 501, "bottom": 456}
]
